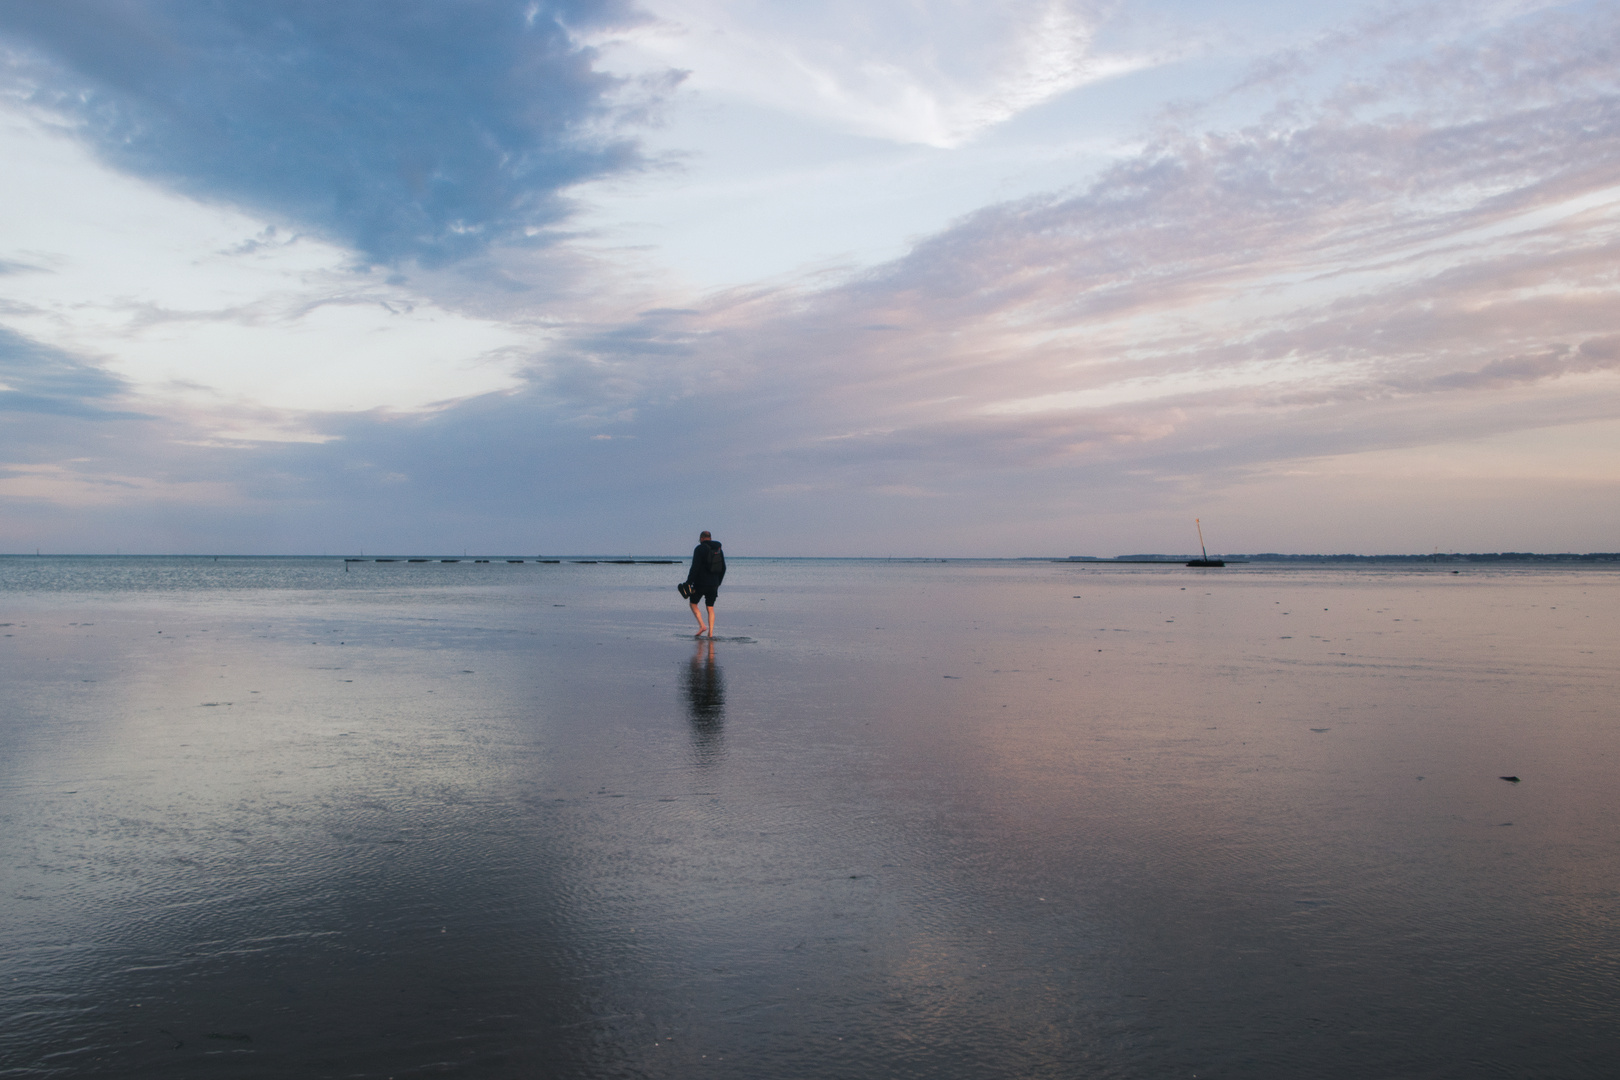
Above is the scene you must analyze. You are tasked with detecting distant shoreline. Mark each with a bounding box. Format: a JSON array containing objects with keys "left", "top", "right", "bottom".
[
  {"left": 2, "top": 551, "right": 1618, "bottom": 563},
  {"left": 1056, "top": 552, "right": 1620, "bottom": 564}
]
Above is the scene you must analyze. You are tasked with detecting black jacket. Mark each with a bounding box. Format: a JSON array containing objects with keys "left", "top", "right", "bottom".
[{"left": 686, "top": 540, "right": 725, "bottom": 590}]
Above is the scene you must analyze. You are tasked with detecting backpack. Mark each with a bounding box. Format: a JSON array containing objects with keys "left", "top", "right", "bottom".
[{"left": 706, "top": 544, "right": 726, "bottom": 576}]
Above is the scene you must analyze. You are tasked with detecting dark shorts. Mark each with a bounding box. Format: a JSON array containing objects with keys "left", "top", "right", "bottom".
[{"left": 689, "top": 585, "right": 718, "bottom": 607}]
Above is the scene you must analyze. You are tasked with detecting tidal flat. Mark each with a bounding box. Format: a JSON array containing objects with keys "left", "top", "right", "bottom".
[{"left": 2, "top": 556, "right": 1617, "bottom": 1078}]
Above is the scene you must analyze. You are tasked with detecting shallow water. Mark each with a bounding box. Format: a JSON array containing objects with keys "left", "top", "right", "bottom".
[{"left": 2, "top": 557, "right": 1617, "bottom": 1078}]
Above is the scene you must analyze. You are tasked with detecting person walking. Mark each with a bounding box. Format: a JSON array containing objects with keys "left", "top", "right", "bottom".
[{"left": 685, "top": 530, "right": 726, "bottom": 637}]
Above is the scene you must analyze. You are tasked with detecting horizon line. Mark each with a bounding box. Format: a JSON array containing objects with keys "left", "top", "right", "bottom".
[{"left": 3, "top": 552, "right": 1618, "bottom": 561}]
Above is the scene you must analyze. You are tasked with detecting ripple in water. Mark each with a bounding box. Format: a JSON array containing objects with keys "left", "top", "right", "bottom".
[{"left": 1, "top": 557, "right": 1617, "bottom": 1077}]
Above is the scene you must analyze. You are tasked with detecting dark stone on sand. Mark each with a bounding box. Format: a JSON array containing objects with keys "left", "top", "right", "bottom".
[{"left": 1500, "top": 775, "right": 1520, "bottom": 783}]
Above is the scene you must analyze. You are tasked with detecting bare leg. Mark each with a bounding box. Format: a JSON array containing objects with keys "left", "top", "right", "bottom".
[
  {"left": 705, "top": 604, "right": 715, "bottom": 638},
  {"left": 690, "top": 601, "right": 708, "bottom": 636}
]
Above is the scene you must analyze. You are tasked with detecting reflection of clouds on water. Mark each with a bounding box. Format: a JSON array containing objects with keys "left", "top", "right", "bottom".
[{"left": 683, "top": 638, "right": 725, "bottom": 763}]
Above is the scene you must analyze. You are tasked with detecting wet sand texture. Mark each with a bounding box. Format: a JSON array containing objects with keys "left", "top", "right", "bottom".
[{"left": 2, "top": 557, "right": 1618, "bottom": 1078}]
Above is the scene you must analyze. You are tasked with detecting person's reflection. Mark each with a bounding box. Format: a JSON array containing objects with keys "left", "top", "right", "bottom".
[{"left": 683, "top": 637, "right": 725, "bottom": 763}]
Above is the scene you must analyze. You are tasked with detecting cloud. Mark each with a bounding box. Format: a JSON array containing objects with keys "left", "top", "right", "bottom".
[
  {"left": 590, "top": 0, "right": 1152, "bottom": 146},
  {"left": 0, "top": 0, "right": 662, "bottom": 267},
  {"left": 0, "top": 110, "right": 552, "bottom": 416},
  {"left": 0, "top": 325, "right": 138, "bottom": 418},
  {"left": 478, "top": 2, "right": 1620, "bottom": 522},
  {"left": 5, "top": 1, "right": 1620, "bottom": 555}
]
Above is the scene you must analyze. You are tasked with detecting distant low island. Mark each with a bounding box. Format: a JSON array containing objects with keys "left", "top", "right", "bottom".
[{"left": 1059, "top": 552, "right": 1620, "bottom": 563}]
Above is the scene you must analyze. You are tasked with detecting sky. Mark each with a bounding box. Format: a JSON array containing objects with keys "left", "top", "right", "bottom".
[{"left": 1, "top": 0, "right": 1618, "bottom": 556}]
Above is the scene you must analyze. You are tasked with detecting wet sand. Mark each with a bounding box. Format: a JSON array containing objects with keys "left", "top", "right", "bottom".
[{"left": 2, "top": 557, "right": 1618, "bottom": 1078}]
